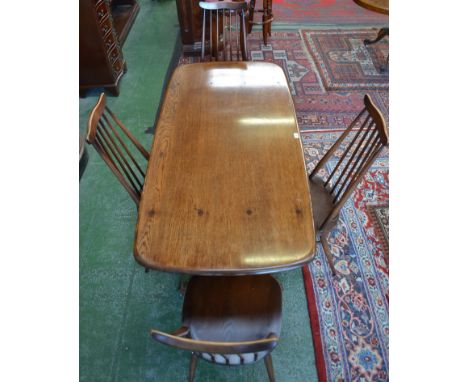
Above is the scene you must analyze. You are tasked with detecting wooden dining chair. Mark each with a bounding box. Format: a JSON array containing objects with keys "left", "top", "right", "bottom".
[
  {"left": 86, "top": 92, "right": 150, "bottom": 206},
  {"left": 199, "top": 0, "right": 248, "bottom": 61},
  {"left": 309, "top": 94, "right": 389, "bottom": 276},
  {"left": 151, "top": 275, "right": 282, "bottom": 382}
]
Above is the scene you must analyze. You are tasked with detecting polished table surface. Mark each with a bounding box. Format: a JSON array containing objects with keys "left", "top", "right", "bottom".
[
  {"left": 353, "top": 0, "right": 388, "bottom": 15},
  {"left": 134, "top": 62, "right": 315, "bottom": 275}
]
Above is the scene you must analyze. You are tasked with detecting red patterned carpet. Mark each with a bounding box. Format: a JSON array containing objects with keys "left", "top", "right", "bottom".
[
  {"left": 180, "top": 29, "right": 389, "bottom": 381},
  {"left": 249, "top": 29, "right": 389, "bottom": 382},
  {"left": 273, "top": 0, "right": 388, "bottom": 24}
]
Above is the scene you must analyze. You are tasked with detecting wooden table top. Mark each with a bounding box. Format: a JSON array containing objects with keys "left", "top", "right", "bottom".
[
  {"left": 134, "top": 62, "right": 315, "bottom": 275},
  {"left": 354, "top": 0, "right": 388, "bottom": 15}
]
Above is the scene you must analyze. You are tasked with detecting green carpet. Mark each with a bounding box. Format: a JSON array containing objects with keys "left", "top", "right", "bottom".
[{"left": 79, "top": 1, "right": 318, "bottom": 381}]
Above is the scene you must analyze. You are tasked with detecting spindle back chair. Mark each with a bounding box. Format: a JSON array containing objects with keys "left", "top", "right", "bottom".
[
  {"left": 151, "top": 275, "right": 282, "bottom": 381},
  {"left": 309, "top": 94, "right": 388, "bottom": 275},
  {"left": 86, "top": 93, "right": 150, "bottom": 206},
  {"left": 199, "top": 1, "right": 248, "bottom": 61}
]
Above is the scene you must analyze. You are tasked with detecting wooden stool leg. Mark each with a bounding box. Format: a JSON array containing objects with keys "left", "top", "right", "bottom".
[
  {"left": 264, "top": 354, "right": 276, "bottom": 382},
  {"left": 320, "top": 232, "right": 337, "bottom": 276},
  {"left": 188, "top": 353, "right": 198, "bottom": 382}
]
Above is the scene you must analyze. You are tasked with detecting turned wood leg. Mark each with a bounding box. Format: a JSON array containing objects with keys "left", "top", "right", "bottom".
[
  {"left": 320, "top": 232, "right": 337, "bottom": 276},
  {"left": 264, "top": 354, "right": 276, "bottom": 382},
  {"left": 267, "top": 0, "right": 272, "bottom": 36},
  {"left": 364, "top": 27, "right": 389, "bottom": 46},
  {"left": 188, "top": 353, "right": 198, "bottom": 382},
  {"left": 240, "top": 12, "right": 248, "bottom": 61},
  {"left": 247, "top": 0, "right": 255, "bottom": 34},
  {"left": 262, "top": 0, "right": 268, "bottom": 45}
]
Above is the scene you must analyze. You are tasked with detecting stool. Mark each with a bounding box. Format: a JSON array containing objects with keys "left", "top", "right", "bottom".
[{"left": 247, "top": 0, "right": 273, "bottom": 46}]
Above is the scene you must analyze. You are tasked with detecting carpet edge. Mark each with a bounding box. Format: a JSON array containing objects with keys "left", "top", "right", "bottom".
[{"left": 302, "top": 264, "right": 328, "bottom": 382}]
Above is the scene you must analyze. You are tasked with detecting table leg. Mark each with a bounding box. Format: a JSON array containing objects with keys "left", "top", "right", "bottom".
[
  {"left": 364, "top": 27, "right": 389, "bottom": 73},
  {"left": 364, "top": 27, "right": 389, "bottom": 45}
]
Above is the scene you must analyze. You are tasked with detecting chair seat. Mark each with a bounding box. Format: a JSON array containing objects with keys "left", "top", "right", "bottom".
[
  {"left": 308, "top": 176, "right": 338, "bottom": 232},
  {"left": 182, "top": 275, "right": 282, "bottom": 344}
]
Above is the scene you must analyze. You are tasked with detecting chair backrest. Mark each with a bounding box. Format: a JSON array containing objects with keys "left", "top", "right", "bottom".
[
  {"left": 86, "top": 93, "right": 150, "bottom": 205},
  {"left": 150, "top": 327, "right": 278, "bottom": 365},
  {"left": 310, "top": 94, "right": 389, "bottom": 230},
  {"left": 199, "top": 0, "right": 248, "bottom": 61}
]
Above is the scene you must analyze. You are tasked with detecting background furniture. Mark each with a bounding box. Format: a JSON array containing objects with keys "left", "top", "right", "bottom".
[
  {"left": 308, "top": 94, "right": 389, "bottom": 275},
  {"left": 79, "top": 0, "right": 139, "bottom": 96},
  {"left": 199, "top": 1, "right": 248, "bottom": 61},
  {"left": 79, "top": 135, "right": 89, "bottom": 180},
  {"left": 247, "top": 0, "right": 273, "bottom": 45},
  {"left": 86, "top": 93, "right": 149, "bottom": 205},
  {"left": 353, "top": 0, "right": 388, "bottom": 71},
  {"left": 134, "top": 62, "right": 315, "bottom": 275},
  {"left": 151, "top": 275, "right": 282, "bottom": 382},
  {"left": 176, "top": 0, "right": 205, "bottom": 55}
]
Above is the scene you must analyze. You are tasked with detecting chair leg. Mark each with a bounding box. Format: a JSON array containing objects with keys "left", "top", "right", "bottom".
[
  {"left": 247, "top": 0, "right": 255, "bottom": 34},
  {"left": 264, "top": 354, "right": 275, "bottom": 382},
  {"left": 267, "top": 0, "right": 272, "bottom": 37},
  {"left": 320, "top": 232, "right": 337, "bottom": 276},
  {"left": 262, "top": 0, "right": 268, "bottom": 45},
  {"left": 188, "top": 353, "right": 198, "bottom": 382}
]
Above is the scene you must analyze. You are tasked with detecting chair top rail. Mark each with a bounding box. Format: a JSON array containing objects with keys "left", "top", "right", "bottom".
[
  {"left": 150, "top": 328, "right": 278, "bottom": 354},
  {"left": 199, "top": 0, "right": 248, "bottom": 11}
]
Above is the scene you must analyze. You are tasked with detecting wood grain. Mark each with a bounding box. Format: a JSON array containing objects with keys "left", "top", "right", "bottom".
[{"left": 134, "top": 62, "right": 315, "bottom": 275}]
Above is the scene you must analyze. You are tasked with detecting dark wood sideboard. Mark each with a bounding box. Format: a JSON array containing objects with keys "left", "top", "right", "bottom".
[
  {"left": 80, "top": 0, "right": 139, "bottom": 97},
  {"left": 176, "top": 0, "right": 205, "bottom": 55}
]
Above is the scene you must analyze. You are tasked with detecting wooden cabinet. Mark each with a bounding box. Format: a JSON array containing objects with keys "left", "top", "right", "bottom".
[
  {"left": 175, "top": 0, "right": 204, "bottom": 55},
  {"left": 80, "top": 0, "right": 139, "bottom": 96}
]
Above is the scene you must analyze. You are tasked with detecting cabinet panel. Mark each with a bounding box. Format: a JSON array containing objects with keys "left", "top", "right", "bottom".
[{"left": 79, "top": 0, "right": 139, "bottom": 97}]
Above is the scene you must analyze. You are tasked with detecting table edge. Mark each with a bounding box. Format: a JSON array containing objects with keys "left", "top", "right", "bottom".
[
  {"left": 353, "top": 0, "right": 389, "bottom": 15},
  {"left": 133, "top": 245, "right": 317, "bottom": 275}
]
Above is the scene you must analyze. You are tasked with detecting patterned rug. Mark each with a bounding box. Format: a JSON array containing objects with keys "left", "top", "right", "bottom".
[
  {"left": 272, "top": 0, "right": 388, "bottom": 25},
  {"left": 180, "top": 29, "right": 389, "bottom": 381}
]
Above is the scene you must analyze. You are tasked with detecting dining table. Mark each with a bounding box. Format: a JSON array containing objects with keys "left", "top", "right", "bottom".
[{"left": 134, "top": 61, "right": 315, "bottom": 275}]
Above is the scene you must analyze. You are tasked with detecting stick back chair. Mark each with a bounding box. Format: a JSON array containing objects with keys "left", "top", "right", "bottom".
[
  {"left": 86, "top": 93, "right": 150, "bottom": 206},
  {"left": 199, "top": 0, "right": 248, "bottom": 61},
  {"left": 151, "top": 275, "right": 282, "bottom": 382},
  {"left": 309, "top": 94, "right": 389, "bottom": 275}
]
